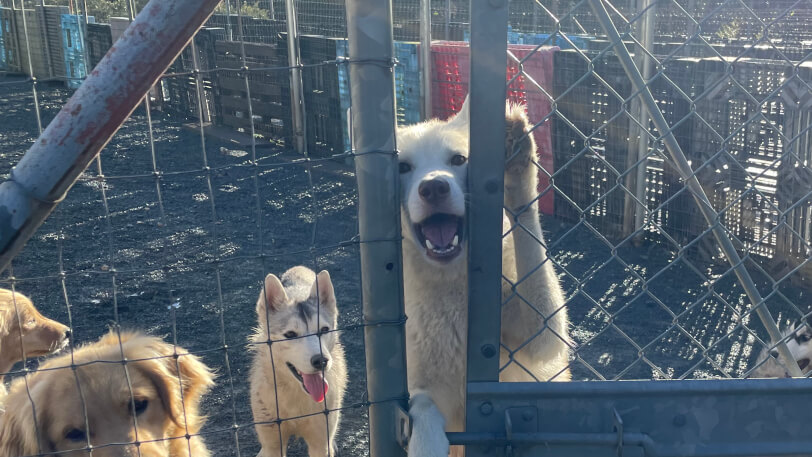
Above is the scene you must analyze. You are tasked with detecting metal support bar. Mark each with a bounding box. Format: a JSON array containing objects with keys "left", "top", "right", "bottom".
[
  {"left": 459, "top": 379, "right": 812, "bottom": 457},
  {"left": 466, "top": 0, "right": 509, "bottom": 383},
  {"left": 284, "top": 0, "right": 307, "bottom": 154},
  {"left": 0, "top": 0, "right": 221, "bottom": 274},
  {"left": 633, "top": 0, "right": 656, "bottom": 237},
  {"left": 420, "top": 0, "right": 432, "bottom": 120},
  {"left": 586, "top": 0, "right": 804, "bottom": 377},
  {"left": 346, "top": 0, "right": 409, "bottom": 455},
  {"left": 466, "top": 0, "right": 509, "bottom": 454}
]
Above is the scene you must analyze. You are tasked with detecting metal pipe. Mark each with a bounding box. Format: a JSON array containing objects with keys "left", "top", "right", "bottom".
[
  {"left": 0, "top": 0, "right": 222, "bottom": 274},
  {"left": 633, "top": 0, "right": 656, "bottom": 237},
  {"left": 465, "top": 0, "right": 509, "bottom": 451},
  {"left": 420, "top": 0, "right": 433, "bottom": 120},
  {"left": 284, "top": 0, "right": 307, "bottom": 154},
  {"left": 586, "top": 0, "right": 803, "bottom": 377},
  {"left": 346, "top": 0, "right": 409, "bottom": 455},
  {"left": 448, "top": 431, "right": 812, "bottom": 457}
]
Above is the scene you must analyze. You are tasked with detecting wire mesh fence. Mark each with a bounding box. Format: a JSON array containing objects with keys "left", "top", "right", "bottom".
[{"left": 0, "top": 0, "right": 810, "bottom": 455}]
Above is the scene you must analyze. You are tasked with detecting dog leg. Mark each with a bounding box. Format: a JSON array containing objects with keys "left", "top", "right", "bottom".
[
  {"left": 501, "top": 105, "right": 572, "bottom": 381},
  {"left": 300, "top": 416, "right": 335, "bottom": 457},
  {"left": 255, "top": 423, "right": 286, "bottom": 457},
  {"left": 408, "top": 391, "right": 450, "bottom": 457}
]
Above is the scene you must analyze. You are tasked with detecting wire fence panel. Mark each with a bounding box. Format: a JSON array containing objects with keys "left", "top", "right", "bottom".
[{"left": 0, "top": 0, "right": 811, "bottom": 455}]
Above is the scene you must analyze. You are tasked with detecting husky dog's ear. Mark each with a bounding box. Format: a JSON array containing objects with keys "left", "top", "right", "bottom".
[
  {"left": 446, "top": 95, "right": 469, "bottom": 127},
  {"left": 310, "top": 270, "right": 336, "bottom": 309},
  {"left": 257, "top": 274, "right": 287, "bottom": 316}
]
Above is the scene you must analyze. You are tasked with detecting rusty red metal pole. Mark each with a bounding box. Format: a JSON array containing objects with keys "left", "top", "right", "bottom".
[{"left": 0, "top": 0, "right": 221, "bottom": 273}]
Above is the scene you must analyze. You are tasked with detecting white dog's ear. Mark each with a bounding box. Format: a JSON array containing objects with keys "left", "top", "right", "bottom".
[
  {"left": 310, "top": 270, "right": 336, "bottom": 309},
  {"left": 258, "top": 274, "right": 287, "bottom": 316},
  {"left": 446, "top": 95, "right": 469, "bottom": 127}
]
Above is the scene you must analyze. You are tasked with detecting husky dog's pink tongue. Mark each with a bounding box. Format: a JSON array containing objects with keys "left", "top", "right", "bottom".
[{"left": 302, "top": 373, "right": 328, "bottom": 402}]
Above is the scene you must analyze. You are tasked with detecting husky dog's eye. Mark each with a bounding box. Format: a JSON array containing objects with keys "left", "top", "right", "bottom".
[
  {"left": 449, "top": 154, "right": 467, "bottom": 166},
  {"left": 283, "top": 331, "right": 298, "bottom": 339},
  {"left": 65, "top": 429, "right": 86, "bottom": 442},
  {"left": 798, "top": 333, "right": 811, "bottom": 343},
  {"left": 399, "top": 162, "right": 412, "bottom": 174},
  {"left": 131, "top": 399, "right": 149, "bottom": 416},
  {"left": 319, "top": 326, "right": 330, "bottom": 334}
]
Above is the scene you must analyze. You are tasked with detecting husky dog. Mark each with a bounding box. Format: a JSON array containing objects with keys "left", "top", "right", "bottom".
[
  {"left": 250, "top": 266, "right": 347, "bottom": 457},
  {"left": 397, "top": 97, "right": 572, "bottom": 456},
  {"left": 751, "top": 321, "right": 812, "bottom": 378}
]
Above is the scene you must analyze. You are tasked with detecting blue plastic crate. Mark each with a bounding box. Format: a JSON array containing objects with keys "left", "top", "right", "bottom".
[
  {"left": 61, "top": 14, "right": 95, "bottom": 89},
  {"left": 336, "top": 39, "right": 351, "bottom": 152},
  {"left": 394, "top": 41, "right": 421, "bottom": 126},
  {"left": 466, "top": 27, "right": 592, "bottom": 50},
  {"left": 338, "top": 39, "right": 422, "bottom": 152},
  {"left": 0, "top": 9, "right": 6, "bottom": 71}
]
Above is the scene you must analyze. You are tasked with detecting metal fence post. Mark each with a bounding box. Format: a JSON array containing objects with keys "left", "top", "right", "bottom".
[
  {"left": 0, "top": 0, "right": 222, "bottom": 274},
  {"left": 420, "top": 0, "right": 432, "bottom": 120},
  {"left": 466, "top": 0, "right": 508, "bottom": 454},
  {"left": 346, "top": 0, "right": 409, "bottom": 456},
  {"left": 284, "top": 0, "right": 307, "bottom": 154}
]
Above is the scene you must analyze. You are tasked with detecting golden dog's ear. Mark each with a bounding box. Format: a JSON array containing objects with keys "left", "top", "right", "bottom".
[
  {"left": 134, "top": 337, "right": 214, "bottom": 429},
  {"left": 0, "top": 381, "right": 46, "bottom": 457}
]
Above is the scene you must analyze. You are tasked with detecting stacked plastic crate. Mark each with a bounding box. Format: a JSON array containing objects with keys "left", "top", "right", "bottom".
[
  {"left": 337, "top": 38, "right": 421, "bottom": 152},
  {"left": 464, "top": 26, "right": 593, "bottom": 50},
  {"left": 39, "top": 5, "right": 69, "bottom": 81},
  {"left": 430, "top": 41, "right": 558, "bottom": 214},
  {"left": 60, "top": 14, "right": 95, "bottom": 89},
  {"left": 0, "top": 8, "right": 7, "bottom": 71}
]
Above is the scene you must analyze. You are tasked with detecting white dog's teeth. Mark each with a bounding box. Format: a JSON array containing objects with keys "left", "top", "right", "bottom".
[
  {"left": 452, "top": 235, "right": 459, "bottom": 247},
  {"left": 425, "top": 239, "right": 435, "bottom": 250}
]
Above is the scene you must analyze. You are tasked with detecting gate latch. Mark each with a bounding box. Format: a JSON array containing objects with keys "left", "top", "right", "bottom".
[
  {"left": 613, "top": 408, "right": 624, "bottom": 457},
  {"left": 504, "top": 406, "right": 538, "bottom": 457}
]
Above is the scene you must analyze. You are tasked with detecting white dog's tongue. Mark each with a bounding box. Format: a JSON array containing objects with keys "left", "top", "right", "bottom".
[
  {"left": 302, "top": 373, "right": 328, "bottom": 403},
  {"left": 422, "top": 218, "right": 457, "bottom": 247}
]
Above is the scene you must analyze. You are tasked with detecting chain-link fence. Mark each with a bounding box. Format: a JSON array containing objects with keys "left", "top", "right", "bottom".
[{"left": 0, "top": 0, "right": 810, "bottom": 455}]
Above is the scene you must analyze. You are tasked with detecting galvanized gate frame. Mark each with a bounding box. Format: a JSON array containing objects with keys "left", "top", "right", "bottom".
[{"left": 458, "top": 0, "right": 812, "bottom": 456}]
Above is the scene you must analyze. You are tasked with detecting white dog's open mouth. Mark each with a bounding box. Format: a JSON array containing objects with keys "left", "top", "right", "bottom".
[
  {"left": 286, "top": 362, "right": 329, "bottom": 403},
  {"left": 414, "top": 213, "right": 463, "bottom": 261}
]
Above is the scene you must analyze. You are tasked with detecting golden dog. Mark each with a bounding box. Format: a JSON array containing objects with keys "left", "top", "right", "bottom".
[
  {"left": 1, "top": 288, "right": 70, "bottom": 402},
  {"left": 0, "top": 331, "right": 214, "bottom": 457}
]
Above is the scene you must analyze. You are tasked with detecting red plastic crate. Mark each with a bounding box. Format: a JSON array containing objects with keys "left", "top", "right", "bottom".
[{"left": 430, "top": 42, "right": 557, "bottom": 215}]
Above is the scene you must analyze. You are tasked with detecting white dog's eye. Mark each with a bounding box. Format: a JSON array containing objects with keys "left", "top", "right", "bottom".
[
  {"left": 449, "top": 154, "right": 467, "bottom": 166},
  {"left": 283, "top": 331, "right": 298, "bottom": 339},
  {"left": 65, "top": 429, "right": 86, "bottom": 442},
  {"left": 319, "top": 326, "right": 330, "bottom": 334},
  {"left": 399, "top": 162, "right": 412, "bottom": 174}
]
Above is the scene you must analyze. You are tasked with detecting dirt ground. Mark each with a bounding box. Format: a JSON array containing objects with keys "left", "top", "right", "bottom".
[{"left": 1, "top": 74, "right": 808, "bottom": 456}]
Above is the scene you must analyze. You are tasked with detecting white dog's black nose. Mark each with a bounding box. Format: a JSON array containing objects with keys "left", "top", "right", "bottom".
[
  {"left": 419, "top": 178, "right": 450, "bottom": 204},
  {"left": 311, "top": 354, "right": 330, "bottom": 370}
]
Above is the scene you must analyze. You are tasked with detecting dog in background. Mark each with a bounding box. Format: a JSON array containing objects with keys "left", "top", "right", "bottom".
[
  {"left": 0, "top": 330, "right": 214, "bottom": 457},
  {"left": 751, "top": 321, "right": 812, "bottom": 378},
  {"left": 396, "top": 97, "right": 572, "bottom": 456},
  {"left": 0, "top": 288, "right": 70, "bottom": 405},
  {"left": 250, "top": 267, "right": 347, "bottom": 457}
]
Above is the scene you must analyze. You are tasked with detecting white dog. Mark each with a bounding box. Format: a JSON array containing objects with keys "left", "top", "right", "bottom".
[
  {"left": 250, "top": 266, "right": 347, "bottom": 457},
  {"left": 751, "top": 321, "right": 812, "bottom": 378},
  {"left": 397, "top": 97, "right": 572, "bottom": 456}
]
